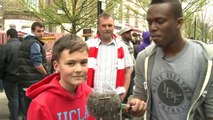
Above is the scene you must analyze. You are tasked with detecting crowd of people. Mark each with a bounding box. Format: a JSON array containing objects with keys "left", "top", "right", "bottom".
[{"left": 1, "top": 0, "right": 213, "bottom": 120}]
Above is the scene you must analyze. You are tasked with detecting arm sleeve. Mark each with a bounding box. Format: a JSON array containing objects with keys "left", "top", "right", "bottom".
[
  {"left": 30, "top": 43, "right": 43, "bottom": 67},
  {"left": 27, "top": 101, "right": 49, "bottom": 120},
  {"left": 133, "top": 51, "right": 147, "bottom": 101}
]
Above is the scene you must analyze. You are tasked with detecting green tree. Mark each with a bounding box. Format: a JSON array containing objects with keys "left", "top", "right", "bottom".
[
  {"left": 21, "top": 0, "right": 122, "bottom": 34},
  {"left": 0, "top": 0, "right": 24, "bottom": 12},
  {"left": 184, "top": 0, "right": 213, "bottom": 42},
  {"left": 125, "top": 0, "right": 210, "bottom": 41}
]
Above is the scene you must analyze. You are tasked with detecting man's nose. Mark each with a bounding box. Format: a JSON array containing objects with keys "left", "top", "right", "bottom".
[
  {"left": 75, "top": 64, "right": 82, "bottom": 72},
  {"left": 106, "top": 25, "right": 110, "bottom": 29},
  {"left": 149, "top": 22, "right": 157, "bottom": 31}
]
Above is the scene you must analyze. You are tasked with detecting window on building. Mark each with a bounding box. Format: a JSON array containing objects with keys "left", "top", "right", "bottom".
[{"left": 21, "top": 26, "right": 30, "bottom": 32}]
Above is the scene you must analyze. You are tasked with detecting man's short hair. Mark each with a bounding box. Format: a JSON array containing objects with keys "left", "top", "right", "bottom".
[
  {"left": 97, "top": 12, "right": 114, "bottom": 25},
  {"left": 53, "top": 34, "right": 88, "bottom": 62},
  {"left": 31, "top": 22, "right": 45, "bottom": 31},
  {"left": 150, "top": 0, "right": 183, "bottom": 18},
  {"left": 6, "top": 28, "right": 18, "bottom": 38}
]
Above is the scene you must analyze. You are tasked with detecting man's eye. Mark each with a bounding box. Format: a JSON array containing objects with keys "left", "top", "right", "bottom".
[
  {"left": 81, "top": 61, "right": 88, "bottom": 65},
  {"left": 67, "top": 62, "right": 74, "bottom": 66},
  {"left": 147, "top": 21, "right": 152, "bottom": 26},
  {"left": 108, "top": 25, "right": 112, "bottom": 27},
  {"left": 157, "top": 19, "right": 165, "bottom": 24},
  {"left": 102, "top": 25, "right": 107, "bottom": 27}
]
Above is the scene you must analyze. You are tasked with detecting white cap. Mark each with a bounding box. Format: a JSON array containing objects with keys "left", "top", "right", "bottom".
[{"left": 118, "top": 26, "right": 133, "bottom": 35}]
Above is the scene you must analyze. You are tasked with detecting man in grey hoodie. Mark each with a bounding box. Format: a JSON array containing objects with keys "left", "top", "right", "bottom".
[{"left": 124, "top": 0, "right": 213, "bottom": 120}]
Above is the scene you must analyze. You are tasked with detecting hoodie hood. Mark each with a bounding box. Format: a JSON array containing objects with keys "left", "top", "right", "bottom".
[
  {"left": 138, "top": 31, "right": 151, "bottom": 52},
  {"left": 190, "top": 39, "right": 213, "bottom": 60},
  {"left": 26, "top": 73, "right": 86, "bottom": 101},
  {"left": 142, "top": 31, "right": 151, "bottom": 44}
]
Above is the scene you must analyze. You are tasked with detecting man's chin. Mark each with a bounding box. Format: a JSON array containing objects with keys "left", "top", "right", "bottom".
[
  {"left": 75, "top": 80, "right": 84, "bottom": 85},
  {"left": 101, "top": 36, "right": 112, "bottom": 41}
]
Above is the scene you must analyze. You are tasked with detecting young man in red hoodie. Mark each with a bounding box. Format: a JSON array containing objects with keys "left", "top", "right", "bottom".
[{"left": 26, "top": 34, "right": 95, "bottom": 120}]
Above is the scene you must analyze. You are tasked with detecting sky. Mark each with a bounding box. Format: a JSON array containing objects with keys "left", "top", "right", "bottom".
[{"left": 204, "top": 1, "right": 213, "bottom": 23}]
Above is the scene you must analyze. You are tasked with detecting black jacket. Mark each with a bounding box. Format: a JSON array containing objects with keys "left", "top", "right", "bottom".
[
  {"left": 18, "top": 35, "right": 48, "bottom": 88},
  {"left": 0, "top": 38, "right": 22, "bottom": 83}
]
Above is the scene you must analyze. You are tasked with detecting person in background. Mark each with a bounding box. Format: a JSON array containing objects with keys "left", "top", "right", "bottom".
[
  {"left": 18, "top": 21, "right": 48, "bottom": 119},
  {"left": 119, "top": 26, "right": 135, "bottom": 66},
  {"left": 119, "top": 26, "right": 136, "bottom": 118},
  {"left": 119, "top": 26, "right": 136, "bottom": 103},
  {"left": 132, "top": 32, "right": 142, "bottom": 46},
  {"left": 86, "top": 12, "right": 133, "bottom": 101},
  {"left": 26, "top": 34, "right": 95, "bottom": 120},
  {"left": 125, "top": 0, "right": 213, "bottom": 119},
  {"left": 131, "top": 32, "right": 141, "bottom": 59},
  {"left": 138, "top": 31, "right": 151, "bottom": 52},
  {"left": 0, "top": 28, "right": 22, "bottom": 120}
]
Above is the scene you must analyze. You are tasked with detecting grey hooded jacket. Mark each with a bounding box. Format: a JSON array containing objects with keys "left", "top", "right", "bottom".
[{"left": 133, "top": 39, "right": 213, "bottom": 120}]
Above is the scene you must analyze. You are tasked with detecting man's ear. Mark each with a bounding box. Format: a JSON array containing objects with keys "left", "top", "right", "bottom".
[
  {"left": 7, "top": 35, "right": 10, "bottom": 39},
  {"left": 177, "top": 17, "right": 184, "bottom": 29},
  {"left": 53, "top": 61, "right": 59, "bottom": 72}
]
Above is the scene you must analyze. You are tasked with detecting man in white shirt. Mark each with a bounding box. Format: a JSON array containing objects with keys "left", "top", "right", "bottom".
[{"left": 86, "top": 12, "right": 133, "bottom": 101}]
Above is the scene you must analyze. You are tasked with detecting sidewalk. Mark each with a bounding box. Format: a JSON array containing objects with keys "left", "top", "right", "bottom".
[
  {"left": 0, "top": 91, "right": 22, "bottom": 120},
  {"left": 0, "top": 91, "right": 10, "bottom": 120}
]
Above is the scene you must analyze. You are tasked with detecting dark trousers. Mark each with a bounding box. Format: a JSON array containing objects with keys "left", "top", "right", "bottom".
[
  {"left": 2, "top": 81, "right": 19, "bottom": 120},
  {"left": 122, "top": 70, "right": 135, "bottom": 119},
  {"left": 123, "top": 70, "right": 135, "bottom": 103},
  {"left": 0, "top": 79, "right": 3, "bottom": 91},
  {"left": 19, "top": 87, "right": 31, "bottom": 120}
]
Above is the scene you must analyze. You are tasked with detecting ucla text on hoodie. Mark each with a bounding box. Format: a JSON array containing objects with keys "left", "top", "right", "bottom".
[{"left": 57, "top": 106, "right": 90, "bottom": 120}]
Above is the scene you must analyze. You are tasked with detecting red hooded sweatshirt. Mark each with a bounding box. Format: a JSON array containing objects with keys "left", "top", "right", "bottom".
[{"left": 26, "top": 73, "right": 96, "bottom": 120}]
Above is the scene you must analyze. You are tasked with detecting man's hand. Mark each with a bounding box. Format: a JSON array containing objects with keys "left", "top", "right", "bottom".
[
  {"left": 35, "top": 65, "right": 47, "bottom": 75},
  {"left": 124, "top": 98, "right": 147, "bottom": 117}
]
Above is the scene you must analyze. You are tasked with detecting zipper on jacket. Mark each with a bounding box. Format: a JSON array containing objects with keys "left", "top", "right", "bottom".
[
  {"left": 186, "top": 60, "right": 212, "bottom": 120},
  {"left": 202, "top": 90, "right": 207, "bottom": 97},
  {"left": 144, "top": 57, "right": 150, "bottom": 120}
]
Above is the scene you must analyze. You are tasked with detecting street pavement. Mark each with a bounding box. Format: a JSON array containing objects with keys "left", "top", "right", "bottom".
[
  {"left": 0, "top": 91, "right": 22, "bottom": 120},
  {"left": 0, "top": 91, "right": 10, "bottom": 120}
]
